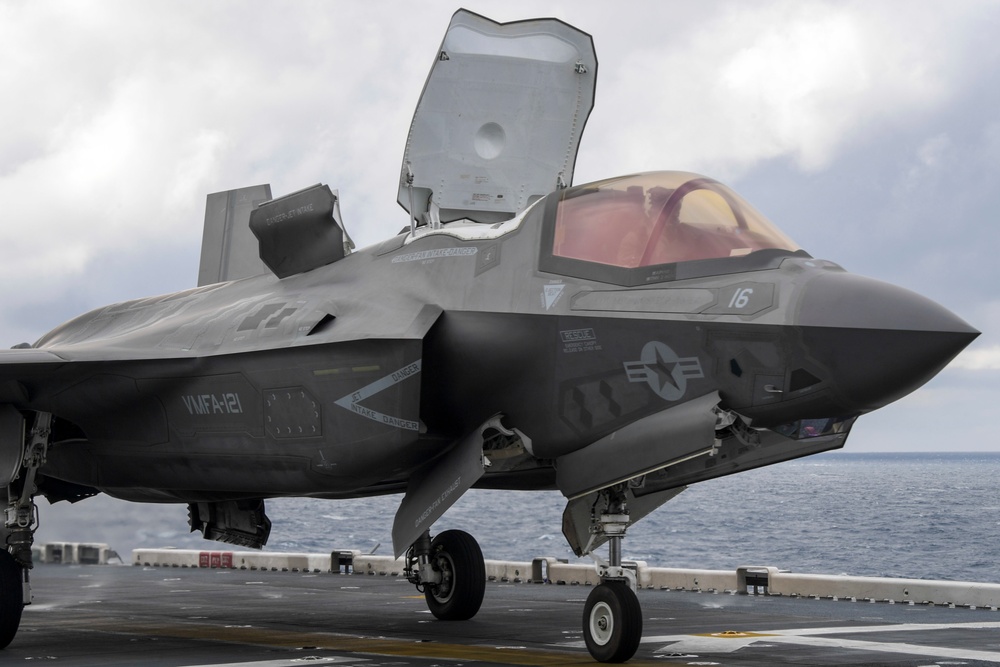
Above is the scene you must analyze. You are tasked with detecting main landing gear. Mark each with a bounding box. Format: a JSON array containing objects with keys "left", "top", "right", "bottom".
[
  {"left": 582, "top": 486, "right": 642, "bottom": 662},
  {"left": 405, "top": 529, "right": 486, "bottom": 621},
  {"left": 0, "top": 411, "right": 51, "bottom": 649}
]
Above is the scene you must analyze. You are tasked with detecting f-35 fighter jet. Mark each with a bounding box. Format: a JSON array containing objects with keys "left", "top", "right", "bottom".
[{"left": 0, "top": 9, "right": 977, "bottom": 662}]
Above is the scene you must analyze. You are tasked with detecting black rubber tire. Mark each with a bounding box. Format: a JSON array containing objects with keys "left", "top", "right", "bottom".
[
  {"left": 0, "top": 550, "right": 24, "bottom": 649},
  {"left": 583, "top": 581, "right": 643, "bottom": 663},
  {"left": 423, "top": 529, "right": 485, "bottom": 621}
]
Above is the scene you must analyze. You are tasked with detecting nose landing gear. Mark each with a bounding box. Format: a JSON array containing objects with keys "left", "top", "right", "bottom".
[{"left": 581, "top": 486, "right": 642, "bottom": 663}]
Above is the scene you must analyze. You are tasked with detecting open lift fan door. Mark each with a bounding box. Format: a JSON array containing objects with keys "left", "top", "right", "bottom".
[{"left": 398, "top": 9, "right": 597, "bottom": 224}]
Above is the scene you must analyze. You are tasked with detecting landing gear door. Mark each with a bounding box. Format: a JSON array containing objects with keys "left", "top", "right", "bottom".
[
  {"left": 0, "top": 405, "right": 24, "bottom": 488},
  {"left": 397, "top": 9, "right": 597, "bottom": 225},
  {"left": 555, "top": 391, "right": 721, "bottom": 500},
  {"left": 391, "top": 420, "right": 491, "bottom": 558}
]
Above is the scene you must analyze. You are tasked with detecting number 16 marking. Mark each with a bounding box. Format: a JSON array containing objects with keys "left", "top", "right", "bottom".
[{"left": 728, "top": 287, "right": 754, "bottom": 309}]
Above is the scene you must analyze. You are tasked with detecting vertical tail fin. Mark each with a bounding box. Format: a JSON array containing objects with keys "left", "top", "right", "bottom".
[{"left": 197, "top": 184, "right": 272, "bottom": 286}]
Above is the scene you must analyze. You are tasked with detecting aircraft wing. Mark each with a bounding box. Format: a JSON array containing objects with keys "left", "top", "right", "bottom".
[{"left": 0, "top": 349, "right": 67, "bottom": 403}]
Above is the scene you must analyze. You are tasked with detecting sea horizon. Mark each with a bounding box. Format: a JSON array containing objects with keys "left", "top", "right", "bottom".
[{"left": 34, "top": 450, "right": 1000, "bottom": 584}]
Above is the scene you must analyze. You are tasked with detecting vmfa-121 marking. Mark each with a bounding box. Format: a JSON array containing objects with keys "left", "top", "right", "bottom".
[
  {"left": 181, "top": 392, "right": 245, "bottom": 416},
  {"left": 0, "top": 8, "right": 978, "bottom": 663}
]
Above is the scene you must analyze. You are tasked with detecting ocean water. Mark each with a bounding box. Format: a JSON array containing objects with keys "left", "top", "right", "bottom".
[{"left": 34, "top": 452, "right": 1000, "bottom": 583}]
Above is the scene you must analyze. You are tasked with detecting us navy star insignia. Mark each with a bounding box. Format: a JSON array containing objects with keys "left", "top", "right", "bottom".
[{"left": 624, "top": 341, "right": 704, "bottom": 401}]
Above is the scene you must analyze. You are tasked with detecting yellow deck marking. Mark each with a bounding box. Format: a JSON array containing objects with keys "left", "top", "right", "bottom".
[
  {"left": 699, "top": 630, "right": 776, "bottom": 638},
  {"left": 43, "top": 616, "right": 674, "bottom": 666}
]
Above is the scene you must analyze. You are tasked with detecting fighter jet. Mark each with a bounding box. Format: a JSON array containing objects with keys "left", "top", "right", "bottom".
[{"left": 0, "top": 9, "right": 978, "bottom": 663}]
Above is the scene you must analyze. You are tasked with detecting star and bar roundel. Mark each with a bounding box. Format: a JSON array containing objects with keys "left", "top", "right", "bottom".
[{"left": 623, "top": 341, "right": 705, "bottom": 401}]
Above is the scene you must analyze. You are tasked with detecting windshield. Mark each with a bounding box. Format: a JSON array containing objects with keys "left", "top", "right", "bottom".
[{"left": 551, "top": 172, "right": 799, "bottom": 268}]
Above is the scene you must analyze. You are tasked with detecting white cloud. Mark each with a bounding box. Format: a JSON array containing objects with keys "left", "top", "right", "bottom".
[
  {"left": 951, "top": 345, "right": 1000, "bottom": 371},
  {"left": 591, "top": 0, "right": 985, "bottom": 179},
  {"left": 893, "top": 133, "right": 957, "bottom": 196},
  {"left": 715, "top": 6, "right": 872, "bottom": 170},
  {"left": 0, "top": 2, "right": 448, "bottom": 310}
]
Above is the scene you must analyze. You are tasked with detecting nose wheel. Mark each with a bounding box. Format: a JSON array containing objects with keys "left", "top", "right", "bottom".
[{"left": 583, "top": 581, "right": 642, "bottom": 663}]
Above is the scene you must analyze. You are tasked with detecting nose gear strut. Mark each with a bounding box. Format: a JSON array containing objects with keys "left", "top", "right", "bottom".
[{"left": 582, "top": 485, "right": 643, "bottom": 662}]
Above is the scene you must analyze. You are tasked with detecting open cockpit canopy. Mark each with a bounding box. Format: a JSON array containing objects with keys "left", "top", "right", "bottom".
[{"left": 540, "top": 172, "right": 804, "bottom": 285}]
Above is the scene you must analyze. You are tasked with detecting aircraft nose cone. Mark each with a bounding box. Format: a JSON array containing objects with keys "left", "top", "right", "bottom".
[{"left": 798, "top": 271, "right": 978, "bottom": 413}]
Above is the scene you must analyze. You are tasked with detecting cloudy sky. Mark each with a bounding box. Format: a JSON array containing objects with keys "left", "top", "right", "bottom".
[{"left": 2, "top": 0, "right": 998, "bottom": 454}]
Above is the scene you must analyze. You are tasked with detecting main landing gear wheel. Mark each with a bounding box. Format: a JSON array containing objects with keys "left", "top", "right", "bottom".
[
  {"left": 583, "top": 581, "right": 642, "bottom": 663},
  {"left": 0, "top": 550, "right": 23, "bottom": 649},
  {"left": 424, "top": 529, "right": 485, "bottom": 621}
]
